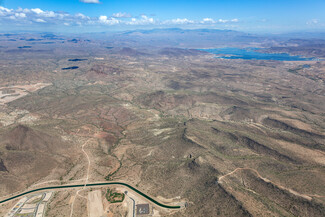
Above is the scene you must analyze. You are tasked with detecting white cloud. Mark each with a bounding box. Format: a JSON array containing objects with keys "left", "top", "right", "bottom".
[
  {"left": 0, "top": 5, "right": 240, "bottom": 28},
  {"left": 112, "top": 12, "right": 131, "bottom": 18},
  {"left": 99, "top": 15, "right": 108, "bottom": 22},
  {"left": 217, "top": 18, "right": 238, "bottom": 23},
  {"left": 0, "top": 6, "right": 94, "bottom": 26},
  {"left": 31, "top": 8, "right": 57, "bottom": 18},
  {"left": 141, "top": 15, "right": 154, "bottom": 23},
  {"left": 163, "top": 18, "right": 194, "bottom": 25},
  {"left": 57, "top": 13, "right": 69, "bottom": 19},
  {"left": 218, "top": 19, "right": 228, "bottom": 23},
  {"left": 43, "top": 11, "right": 56, "bottom": 18},
  {"left": 126, "top": 15, "right": 155, "bottom": 25},
  {"left": 0, "top": 6, "right": 11, "bottom": 16},
  {"left": 307, "top": 19, "right": 319, "bottom": 25},
  {"left": 17, "top": 8, "right": 31, "bottom": 13},
  {"left": 35, "top": 18, "right": 46, "bottom": 23},
  {"left": 0, "top": 6, "right": 11, "bottom": 13},
  {"left": 203, "top": 18, "right": 214, "bottom": 22},
  {"left": 99, "top": 15, "right": 120, "bottom": 25},
  {"left": 15, "top": 13, "right": 26, "bottom": 18},
  {"left": 31, "top": 8, "right": 44, "bottom": 14},
  {"left": 306, "top": 19, "right": 325, "bottom": 27},
  {"left": 76, "top": 13, "right": 88, "bottom": 19},
  {"left": 80, "top": 0, "right": 100, "bottom": 3},
  {"left": 201, "top": 18, "right": 215, "bottom": 24}
]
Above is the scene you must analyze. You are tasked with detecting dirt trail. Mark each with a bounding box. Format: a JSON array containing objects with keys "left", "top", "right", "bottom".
[
  {"left": 218, "top": 167, "right": 325, "bottom": 200},
  {"left": 70, "top": 138, "right": 92, "bottom": 217}
]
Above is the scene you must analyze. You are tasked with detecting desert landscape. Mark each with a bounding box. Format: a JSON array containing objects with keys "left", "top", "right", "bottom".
[{"left": 0, "top": 28, "right": 324, "bottom": 217}]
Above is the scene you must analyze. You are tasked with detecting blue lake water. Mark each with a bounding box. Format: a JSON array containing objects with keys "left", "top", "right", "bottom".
[{"left": 201, "top": 47, "right": 314, "bottom": 61}]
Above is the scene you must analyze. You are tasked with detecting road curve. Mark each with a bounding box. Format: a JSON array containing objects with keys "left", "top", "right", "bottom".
[{"left": 0, "top": 182, "right": 182, "bottom": 209}]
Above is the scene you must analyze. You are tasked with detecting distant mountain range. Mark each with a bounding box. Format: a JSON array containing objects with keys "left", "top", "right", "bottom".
[
  {"left": 2, "top": 28, "right": 325, "bottom": 57},
  {"left": 102, "top": 28, "right": 272, "bottom": 48}
]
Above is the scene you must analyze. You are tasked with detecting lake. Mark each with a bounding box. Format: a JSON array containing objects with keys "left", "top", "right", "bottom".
[{"left": 201, "top": 47, "right": 314, "bottom": 61}]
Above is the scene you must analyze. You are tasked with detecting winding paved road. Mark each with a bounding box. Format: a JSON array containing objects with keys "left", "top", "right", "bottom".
[{"left": 0, "top": 182, "right": 182, "bottom": 209}]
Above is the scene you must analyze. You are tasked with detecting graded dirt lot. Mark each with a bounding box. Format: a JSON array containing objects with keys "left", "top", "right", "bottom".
[
  {"left": 0, "top": 83, "right": 51, "bottom": 105},
  {"left": 88, "top": 190, "right": 105, "bottom": 217}
]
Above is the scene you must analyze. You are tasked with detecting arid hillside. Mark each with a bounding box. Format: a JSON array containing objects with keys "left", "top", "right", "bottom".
[{"left": 0, "top": 32, "right": 324, "bottom": 216}]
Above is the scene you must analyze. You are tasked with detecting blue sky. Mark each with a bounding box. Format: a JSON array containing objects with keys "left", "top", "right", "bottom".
[{"left": 0, "top": 0, "right": 324, "bottom": 33}]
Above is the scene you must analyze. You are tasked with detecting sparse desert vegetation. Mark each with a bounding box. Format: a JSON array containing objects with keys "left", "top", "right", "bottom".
[{"left": 0, "top": 30, "right": 324, "bottom": 217}]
